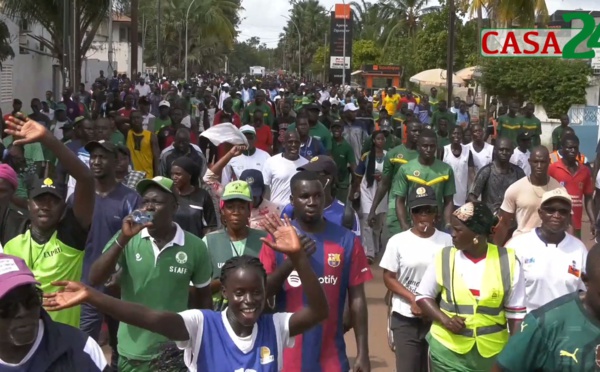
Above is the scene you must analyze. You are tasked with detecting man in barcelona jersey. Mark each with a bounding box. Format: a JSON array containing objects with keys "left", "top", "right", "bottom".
[{"left": 260, "top": 170, "right": 373, "bottom": 372}]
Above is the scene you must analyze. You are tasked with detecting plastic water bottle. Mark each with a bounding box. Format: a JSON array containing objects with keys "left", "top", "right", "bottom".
[{"left": 132, "top": 210, "right": 154, "bottom": 225}]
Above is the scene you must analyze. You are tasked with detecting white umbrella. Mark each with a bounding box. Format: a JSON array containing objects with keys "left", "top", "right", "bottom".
[
  {"left": 409, "top": 68, "right": 464, "bottom": 87},
  {"left": 456, "top": 66, "right": 481, "bottom": 81}
]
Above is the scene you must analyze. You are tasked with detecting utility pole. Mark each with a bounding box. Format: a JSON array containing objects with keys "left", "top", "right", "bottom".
[
  {"left": 446, "top": 0, "right": 456, "bottom": 102},
  {"left": 62, "top": 0, "right": 69, "bottom": 89},
  {"left": 130, "top": 0, "right": 139, "bottom": 78},
  {"left": 156, "top": 0, "right": 161, "bottom": 76},
  {"left": 342, "top": 0, "right": 347, "bottom": 89},
  {"left": 107, "top": 0, "right": 114, "bottom": 76}
]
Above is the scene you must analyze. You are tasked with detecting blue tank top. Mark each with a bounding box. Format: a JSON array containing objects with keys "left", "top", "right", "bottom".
[{"left": 197, "top": 311, "right": 280, "bottom": 372}]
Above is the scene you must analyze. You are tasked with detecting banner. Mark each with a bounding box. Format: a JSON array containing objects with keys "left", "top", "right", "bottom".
[{"left": 328, "top": 5, "right": 353, "bottom": 85}]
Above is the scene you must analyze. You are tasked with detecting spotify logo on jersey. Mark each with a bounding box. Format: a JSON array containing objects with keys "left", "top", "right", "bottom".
[{"left": 287, "top": 271, "right": 338, "bottom": 287}]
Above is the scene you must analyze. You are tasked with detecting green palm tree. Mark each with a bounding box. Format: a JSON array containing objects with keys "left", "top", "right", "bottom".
[
  {"left": 378, "top": 0, "right": 429, "bottom": 49},
  {"left": 350, "top": 0, "right": 382, "bottom": 41}
]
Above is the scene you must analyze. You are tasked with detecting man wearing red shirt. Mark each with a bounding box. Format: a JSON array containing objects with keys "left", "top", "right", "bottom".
[
  {"left": 260, "top": 171, "right": 372, "bottom": 372},
  {"left": 117, "top": 94, "right": 136, "bottom": 118},
  {"left": 548, "top": 134, "right": 595, "bottom": 238},
  {"left": 252, "top": 108, "right": 273, "bottom": 154},
  {"left": 214, "top": 97, "right": 242, "bottom": 160}
]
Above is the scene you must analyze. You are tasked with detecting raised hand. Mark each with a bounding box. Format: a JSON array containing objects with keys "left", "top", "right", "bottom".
[
  {"left": 4, "top": 113, "right": 48, "bottom": 145},
  {"left": 43, "top": 281, "right": 90, "bottom": 311},
  {"left": 260, "top": 214, "right": 302, "bottom": 255},
  {"left": 229, "top": 144, "right": 248, "bottom": 157}
]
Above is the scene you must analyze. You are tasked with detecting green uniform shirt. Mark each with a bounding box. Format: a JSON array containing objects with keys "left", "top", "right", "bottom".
[
  {"left": 437, "top": 133, "right": 451, "bottom": 148},
  {"left": 107, "top": 224, "right": 212, "bottom": 360},
  {"left": 383, "top": 144, "right": 419, "bottom": 209},
  {"left": 552, "top": 125, "right": 569, "bottom": 150},
  {"left": 153, "top": 117, "right": 172, "bottom": 134},
  {"left": 288, "top": 122, "right": 333, "bottom": 152},
  {"left": 431, "top": 110, "right": 456, "bottom": 131},
  {"left": 331, "top": 139, "right": 356, "bottom": 188},
  {"left": 496, "top": 114, "right": 522, "bottom": 145},
  {"left": 232, "top": 98, "right": 244, "bottom": 115},
  {"left": 3, "top": 136, "right": 45, "bottom": 198},
  {"left": 392, "top": 158, "right": 456, "bottom": 216},
  {"left": 3, "top": 209, "right": 87, "bottom": 328},
  {"left": 203, "top": 229, "right": 267, "bottom": 310},
  {"left": 497, "top": 293, "right": 599, "bottom": 372},
  {"left": 521, "top": 116, "right": 542, "bottom": 147},
  {"left": 242, "top": 102, "right": 274, "bottom": 126}
]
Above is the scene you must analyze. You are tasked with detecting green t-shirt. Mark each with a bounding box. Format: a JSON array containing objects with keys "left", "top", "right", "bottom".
[
  {"left": 203, "top": 229, "right": 267, "bottom": 310},
  {"left": 106, "top": 225, "right": 212, "bottom": 360},
  {"left": 382, "top": 144, "right": 419, "bottom": 210},
  {"left": 496, "top": 114, "right": 522, "bottom": 145},
  {"left": 110, "top": 130, "right": 125, "bottom": 146},
  {"left": 3, "top": 209, "right": 88, "bottom": 328},
  {"left": 153, "top": 117, "right": 172, "bottom": 134},
  {"left": 522, "top": 116, "right": 542, "bottom": 147},
  {"left": 232, "top": 98, "right": 244, "bottom": 115},
  {"left": 287, "top": 122, "right": 333, "bottom": 152},
  {"left": 331, "top": 139, "right": 356, "bottom": 188},
  {"left": 392, "top": 158, "right": 456, "bottom": 217},
  {"left": 552, "top": 125, "right": 569, "bottom": 149},
  {"left": 437, "top": 133, "right": 451, "bottom": 148},
  {"left": 497, "top": 292, "right": 600, "bottom": 372},
  {"left": 431, "top": 110, "right": 456, "bottom": 131},
  {"left": 242, "top": 102, "right": 274, "bottom": 126}
]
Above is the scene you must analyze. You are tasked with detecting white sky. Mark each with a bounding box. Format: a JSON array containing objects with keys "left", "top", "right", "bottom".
[{"left": 238, "top": 0, "right": 600, "bottom": 47}]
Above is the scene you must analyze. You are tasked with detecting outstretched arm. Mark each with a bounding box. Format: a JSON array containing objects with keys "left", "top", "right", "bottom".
[{"left": 45, "top": 281, "right": 190, "bottom": 341}]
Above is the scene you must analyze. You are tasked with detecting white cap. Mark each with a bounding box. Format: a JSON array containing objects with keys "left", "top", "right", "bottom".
[
  {"left": 251, "top": 86, "right": 257, "bottom": 90},
  {"left": 278, "top": 88, "right": 284, "bottom": 92},
  {"left": 222, "top": 83, "right": 230, "bottom": 88},
  {"left": 330, "top": 98, "right": 340, "bottom": 106},
  {"left": 540, "top": 187, "right": 572, "bottom": 206},
  {"left": 159, "top": 100, "right": 170, "bottom": 108},
  {"left": 274, "top": 95, "right": 282, "bottom": 101},
  {"left": 240, "top": 125, "right": 256, "bottom": 135},
  {"left": 205, "top": 87, "right": 212, "bottom": 92},
  {"left": 343, "top": 103, "right": 359, "bottom": 112},
  {"left": 300, "top": 83, "right": 306, "bottom": 87}
]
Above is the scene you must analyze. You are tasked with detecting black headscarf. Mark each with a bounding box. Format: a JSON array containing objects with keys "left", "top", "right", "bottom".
[
  {"left": 453, "top": 202, "right": 496, "bottom": 236},
  {"left": 172, "top": 156, "right": 200, "bottom": 187}
]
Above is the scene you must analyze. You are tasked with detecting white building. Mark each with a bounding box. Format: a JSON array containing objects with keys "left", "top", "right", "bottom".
[
  {"left": 0, "top": 16, "right": 58, "bottom": 115},
  {"left": 84, "top": 14, "right": 143, "bottom": 84}
]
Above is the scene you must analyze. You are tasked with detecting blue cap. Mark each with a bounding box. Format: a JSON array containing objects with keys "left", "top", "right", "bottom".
[{"left": 239, "top": 169, "right": 264, "bottom": 197}]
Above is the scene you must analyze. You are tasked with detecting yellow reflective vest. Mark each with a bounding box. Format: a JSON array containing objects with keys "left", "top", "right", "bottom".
[{"left": 429, "top": 244, "right": 516, "bottom": 358}]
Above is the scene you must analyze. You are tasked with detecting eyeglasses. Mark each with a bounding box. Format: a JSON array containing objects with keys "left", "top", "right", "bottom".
[
  {"left": 541, "top": 207, "right": 571, "bottom": 217},
  {"left": 411, "top": 206, "right": 437, "bottom": 215},
  {"left": 0, "top": 288, "right": 42, "bottom": 318}
]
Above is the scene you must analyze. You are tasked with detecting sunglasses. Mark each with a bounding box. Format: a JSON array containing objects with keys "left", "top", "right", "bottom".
[
  {"left": 541, "top": 207, "right": 571, "bottom": 217},
  {"left": 0, "top": 288, "right": 42, "bottom": 319},
  {"left": 411, "top": 205, "right": 437, "bottom": 215}
]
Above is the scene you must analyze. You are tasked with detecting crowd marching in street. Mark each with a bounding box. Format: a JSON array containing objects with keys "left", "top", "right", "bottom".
[{"left": 0, "top": 71, "right": 599, "bottom": 372}]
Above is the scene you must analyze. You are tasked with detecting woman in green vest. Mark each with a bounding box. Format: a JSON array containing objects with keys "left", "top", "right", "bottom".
[
  {"left": 415, "top": 202, "right": 526, "bottom": 372},
  {"left": 202, "top": 180, "right": 267, "bottom": 310}
]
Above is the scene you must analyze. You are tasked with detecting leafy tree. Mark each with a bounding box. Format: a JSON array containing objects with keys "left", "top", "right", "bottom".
[
  {"left": 0, "top": 0, "right": 125, "bottom": 86},
  {"left": 0, "top": 21, "right": 15, "bottom": 69},
  {"left": 478, "top": 58, "right": 591, "bottom": 118},
  {"left": 352, "top": 39, "right": 382, "bottom": 69},
  {"left": 228, "top": 40, "right": 279, "bottom": 74}
]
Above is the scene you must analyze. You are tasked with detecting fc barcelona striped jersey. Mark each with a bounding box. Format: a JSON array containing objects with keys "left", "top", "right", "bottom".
[{"left": 260, "top": 220, "right": 373, "bottom": 372}]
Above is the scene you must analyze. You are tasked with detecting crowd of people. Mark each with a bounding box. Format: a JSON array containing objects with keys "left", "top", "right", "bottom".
[{"left": 0, "top": 70, "right": 598, "bottom": 372}]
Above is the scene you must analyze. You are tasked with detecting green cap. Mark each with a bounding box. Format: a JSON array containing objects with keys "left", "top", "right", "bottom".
[
  {"left": 136, "top": 176, "right": 174, "bottom": 195},
  {"left": 221, "top": 180, "right": 252, "bottom": 202},
  {"left": 301, "top": 96, "right": 311, "bottom": 105}
]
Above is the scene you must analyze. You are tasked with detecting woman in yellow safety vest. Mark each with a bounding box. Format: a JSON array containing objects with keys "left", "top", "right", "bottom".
[{"left": 415, "top": 202, "right": 526, "bottom": 372}]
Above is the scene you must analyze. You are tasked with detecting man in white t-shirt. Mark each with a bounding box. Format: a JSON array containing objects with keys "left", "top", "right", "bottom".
[
  {"left": 509, "top": 131, "right": 532, "bottom": 176},
  {"left": 135, "top": 78, "right": 151, "bottom": 98},
  {"left": 466, "top": 123, "right": 493, "bottom": 174},
  {"left": 379, "top": 185, "right": 452, "bottom": 372},
  {"left": 222, "top": 125, "right": 270, "bottom": 185},
  {"left": 506, "top": 188, "right": 587, "bottom": 313},
  {"left": 262, "top": 131, "right": 308, "bottom": 206}
]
